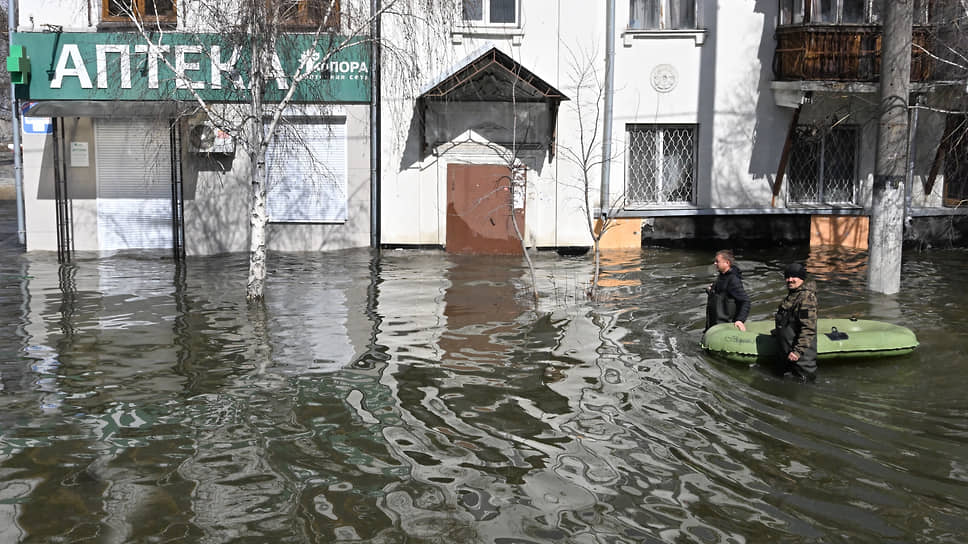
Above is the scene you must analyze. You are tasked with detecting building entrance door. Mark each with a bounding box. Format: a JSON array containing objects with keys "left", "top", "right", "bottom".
[{"left": 446, "top": 164, "right": 525, "bottom": 255}]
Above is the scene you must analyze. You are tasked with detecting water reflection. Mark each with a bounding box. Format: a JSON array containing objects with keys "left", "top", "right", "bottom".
[{"left": 0, "top": 245, "right": 966, "bottom": 541}]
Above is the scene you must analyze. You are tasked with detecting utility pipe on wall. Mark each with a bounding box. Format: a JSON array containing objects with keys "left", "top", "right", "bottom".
[
  {"left": 9, "top": 0, "right": 25, "bottom": 245},
  {"left": 599, "top": 0, "right": 615, "bottom": 218},
  {"left": 369, "top": 0, "right": 381, "bottom": 249}
]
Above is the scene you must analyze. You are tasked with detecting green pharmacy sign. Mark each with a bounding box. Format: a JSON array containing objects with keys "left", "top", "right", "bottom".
[{"left": 10, "top": 32, "right": 370, "bottom": 103}]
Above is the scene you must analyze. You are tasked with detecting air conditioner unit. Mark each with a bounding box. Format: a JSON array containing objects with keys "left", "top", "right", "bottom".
[{"left": 188, "top": 120, "right": 235, "bottom": 154}]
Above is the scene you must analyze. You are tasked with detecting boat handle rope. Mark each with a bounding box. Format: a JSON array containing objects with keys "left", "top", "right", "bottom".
[{"left": 826, "top": 326, "right": 849, "bottom": 341}]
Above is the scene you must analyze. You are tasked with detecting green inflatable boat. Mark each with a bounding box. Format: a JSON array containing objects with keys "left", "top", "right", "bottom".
[{"left": 701, "top": 318, "right": 919, "bottom": 363}]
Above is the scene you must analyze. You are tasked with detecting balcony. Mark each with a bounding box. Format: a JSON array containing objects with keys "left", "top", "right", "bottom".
[{"left": 773, "top": 24, "right": 935, "bottom": 82}]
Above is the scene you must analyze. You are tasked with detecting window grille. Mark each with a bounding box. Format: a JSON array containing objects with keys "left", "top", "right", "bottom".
[
  {"left": 626, "top": 125, "right": 696, "bottom": 206},
  {"left": 942, "top": 115, "right": 968, "bottom": 206},
  {"left": 787, "top": 125, "right": 857, "bottom": 204}
]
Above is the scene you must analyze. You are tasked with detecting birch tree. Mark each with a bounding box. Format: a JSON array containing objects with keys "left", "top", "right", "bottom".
[{"left": 118, "top": 0, "right": 456, "bottom": 301}]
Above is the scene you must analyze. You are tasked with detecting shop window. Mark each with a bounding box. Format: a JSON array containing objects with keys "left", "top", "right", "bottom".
[
  {"left": 462, "top": 0, "right": 518, "bottom": 25},
  {"left": 266, "top": 118, "right": 347, "bottom": 223},
  {"left": 787, "top": 125, "right": 857, "bottom": 205},
  {"left": 629, "top": 0, "right": 698, "bottom": 30},
  {"left": 103, "top": 0, "right": 176, "bottom": 23},
  {"left": 942, "top": 115, "right": 968, "bottom": 206},
  {"left": 626, "top": 125, "right": 696, "bottom": 206},
  {"left": 278, "top": 0, "right": 341, "bottom": 28}
]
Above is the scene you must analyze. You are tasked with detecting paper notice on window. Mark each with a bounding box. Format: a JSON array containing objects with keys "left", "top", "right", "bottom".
[{"left": 71, "top": 142, "right": 89, "bottom": 168}]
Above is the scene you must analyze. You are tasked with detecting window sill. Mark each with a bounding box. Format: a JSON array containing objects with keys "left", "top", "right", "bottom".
[
  {"left": 622, "top": 29, "right": 707, "bottom": 46},
  {"left": 97, "top": 21, "right": 178, "bottom": 31},
  {"left": 452, "top": 25, "right": 524, "bottom": 45},
  {"left": 787, "top": 202, "right": 862, "bottom": 209},
  {"left": 623, "top": 202, "right": 697, "bottom": 210}
]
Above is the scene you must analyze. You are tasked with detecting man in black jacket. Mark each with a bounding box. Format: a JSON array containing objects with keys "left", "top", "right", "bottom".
[{"left": 705, "top": 250, "right": 751, "bottom": 331}]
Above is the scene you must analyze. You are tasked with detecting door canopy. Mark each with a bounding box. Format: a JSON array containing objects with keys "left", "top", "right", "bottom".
[{"left": 418, "top": 47, "right": 569, "bottom": 156}]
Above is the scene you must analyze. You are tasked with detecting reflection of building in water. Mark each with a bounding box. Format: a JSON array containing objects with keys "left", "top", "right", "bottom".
[
  {"left": 264, "top": 272, "right": 359, "bottom": 374},
  {"left": 439, "top": 256, "right": 527, "bottom": 369},
  {"left": 806, "top": 245, "right": 868, "bottom": 279},
  {"left": 371, "top": 255, "right": 651, "bottom": 541},
  {"left": 12, "top": 254, "right": 187, "bottom": 540},
  {"left": 597, "top": 249, "right": 644, "bottom": 288}
]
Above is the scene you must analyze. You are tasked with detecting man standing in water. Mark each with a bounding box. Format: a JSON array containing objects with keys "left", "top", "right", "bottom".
[
  {"left": 772, "top": 263, "right": 818, "bottom": 382},
  {"left": 705, "top": 250, "right": 750, "bottom": 332}
]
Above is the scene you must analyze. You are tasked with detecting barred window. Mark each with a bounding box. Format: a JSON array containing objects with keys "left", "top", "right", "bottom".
[
  {"left": 787, "top": 125, "right": 857, "bottom": 204},
  {"left": 626, "top": 125, "right": 696, "bottom": 206},
  {"left": 942, "top": 115, "right": 968, "bottom": 206}
]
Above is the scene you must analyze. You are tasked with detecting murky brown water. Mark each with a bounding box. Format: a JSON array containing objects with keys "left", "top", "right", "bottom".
[{"left": 0, "top": 242, "right": 966, "bottom": 543}]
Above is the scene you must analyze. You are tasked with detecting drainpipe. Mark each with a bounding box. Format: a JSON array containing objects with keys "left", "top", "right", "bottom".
[
  {"left": 9, "top": 0, "right": 24, "bottom": 246},
  {"left": 905, "top": 93, "right": 920, "bottom": 225},
  {"left": 369, "top": 0, "right": 381, "bottom": 249},
  {"left": 599, "top": 0, "right": 615, "bottom": 218}
]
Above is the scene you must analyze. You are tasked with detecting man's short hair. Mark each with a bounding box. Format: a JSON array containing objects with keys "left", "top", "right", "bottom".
[{"left": 715, "top": 250, "right": 735, "bottom": 265}]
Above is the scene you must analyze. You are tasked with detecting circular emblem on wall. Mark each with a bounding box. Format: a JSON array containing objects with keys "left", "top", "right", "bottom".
[{"left": 650, "top": 64, "right": 679, "bottom": 93}]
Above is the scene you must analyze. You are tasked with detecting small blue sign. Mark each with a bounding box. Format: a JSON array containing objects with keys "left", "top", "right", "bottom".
[{"left": 21, "top": 102, "right": 52, "bottom": 134}]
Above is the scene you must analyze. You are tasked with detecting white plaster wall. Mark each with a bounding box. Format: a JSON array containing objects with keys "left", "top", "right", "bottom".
[
  {"left": 378, "top": 0, "right": 804, "bottom": 248},
  {"left": 17, "top": 1, "right": 93, "bottom": 31},
  {"left": 22, "top": 117, "right": 100, "bottom": 252},
  {"left": 183, "top": 105, "right": 371, "bottom": 255},
  {"left": 22, "top": 130, "right": 58, "bottom": 252},
  {"left": 380, "top": 0, "right": 599, "bottom": 248},
  {"left": 708, "top": 2, "right": 781, "bottom": 209},
  {"left": 267, "top": 105, "right": 372, "bottom": 252}
]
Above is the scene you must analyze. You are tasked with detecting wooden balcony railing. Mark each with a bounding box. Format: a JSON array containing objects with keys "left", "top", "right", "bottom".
[{"left": 773, "top": 25, "right": 935, "bottom": 82}]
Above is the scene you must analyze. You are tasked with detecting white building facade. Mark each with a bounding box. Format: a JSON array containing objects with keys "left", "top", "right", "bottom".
[
  {"left": 377, "top": 0, "right": 965, "bottom": 251},
  {"left": 10, "top": 1, "right": 967, "bottom": 257}
]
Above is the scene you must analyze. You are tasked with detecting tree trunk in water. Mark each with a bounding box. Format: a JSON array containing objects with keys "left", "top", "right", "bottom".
[
  {"left": 868, "top": 0, "right": 913, "bottom": 295},
  {"left": 247, "top": 146, "right": 268, "bottom": 300},
  {"left": 247, "top": 45, "right": 268, "bottom": 301}
]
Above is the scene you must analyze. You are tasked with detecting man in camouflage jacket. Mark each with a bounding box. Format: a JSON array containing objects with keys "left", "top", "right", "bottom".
[{"left": 771, "top": 263, "right": 818, "bottom": 381}]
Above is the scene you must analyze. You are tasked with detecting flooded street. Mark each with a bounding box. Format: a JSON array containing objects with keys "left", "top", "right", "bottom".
[{"left": 0, "top": 231, "right": 967, "bottom": 542}]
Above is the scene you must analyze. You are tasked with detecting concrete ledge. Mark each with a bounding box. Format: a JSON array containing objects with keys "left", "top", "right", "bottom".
[{"left": 611, "top": 206, "right": 867, "bottom": 217}]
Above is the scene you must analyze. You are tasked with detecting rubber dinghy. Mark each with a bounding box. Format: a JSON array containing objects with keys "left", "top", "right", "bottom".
[{"left": 701, "top": 318, "right": 919, "bottom": 363}]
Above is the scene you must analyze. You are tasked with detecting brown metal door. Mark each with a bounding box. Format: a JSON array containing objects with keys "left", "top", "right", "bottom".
[{"left": 446, "top": 164, "right": 525, "bottom": 255}]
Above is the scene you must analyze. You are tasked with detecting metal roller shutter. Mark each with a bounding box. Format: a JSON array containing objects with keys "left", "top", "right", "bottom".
[
  {"left": 95, "top": 119, "right": 173, "bottom": 250},
  {"left": 265, "top": 117, "right": 347, "bottom": 223}
]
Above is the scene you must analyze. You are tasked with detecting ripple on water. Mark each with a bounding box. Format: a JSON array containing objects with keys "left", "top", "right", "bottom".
[{"left": 0, "top": 247, "right": 966, "bottom": 541}]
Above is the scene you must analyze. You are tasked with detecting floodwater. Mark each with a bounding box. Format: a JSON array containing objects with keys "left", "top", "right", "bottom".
[{"left": 0, "top": 238, "right": 966, "bottom": 542}]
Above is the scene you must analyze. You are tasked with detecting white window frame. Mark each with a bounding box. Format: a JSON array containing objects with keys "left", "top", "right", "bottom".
[
  {"left": 461, "top": 0, "right": 519, "bottom": 26},
  {"left": 623, "top": 0, "right": 707, "bottom": 46},
  {"left": 265, "top": 116, "right": 347, "bottom": 223},
  {"left": 453, "top": 0, "right": 523, "bottom": 44}
]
